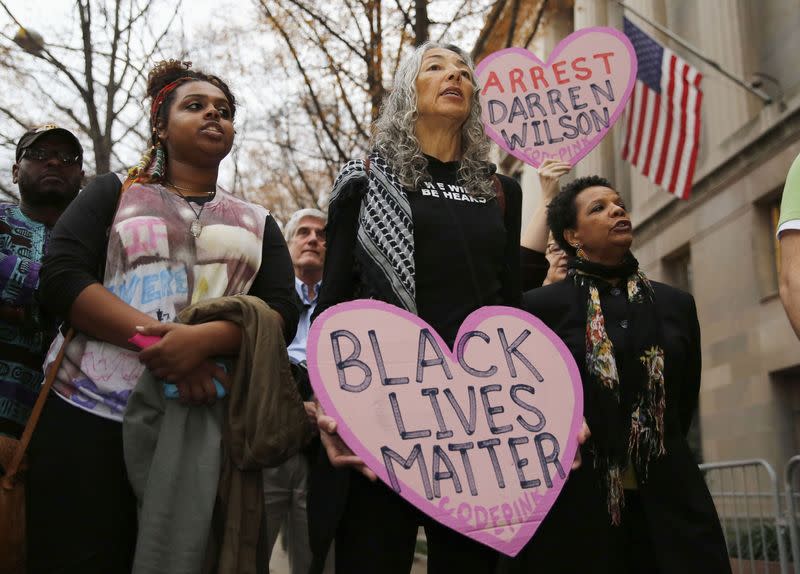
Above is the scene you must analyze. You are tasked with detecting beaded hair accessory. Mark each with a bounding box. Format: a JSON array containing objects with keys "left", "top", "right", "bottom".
[{"left": 127, "top": 133, "right": 169, "bottom": 182}]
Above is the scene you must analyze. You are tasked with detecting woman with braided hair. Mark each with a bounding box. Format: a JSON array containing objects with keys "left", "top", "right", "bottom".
[{"left": 27, "top": 60, "right": 298, "bottom": 573}]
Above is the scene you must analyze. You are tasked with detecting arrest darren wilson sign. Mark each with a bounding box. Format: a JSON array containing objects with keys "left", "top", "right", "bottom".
[
  {"left": 307, "top": 301, "right": 583, "bottom": 556},
  {"left": 475, "top": 27, "right": 637, "bottom": 168}
]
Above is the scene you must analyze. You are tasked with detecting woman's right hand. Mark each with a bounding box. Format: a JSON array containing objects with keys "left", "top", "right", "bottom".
[
  {"left": 538, "top": 159, "right": 571, "bottom": 202},
  {"left": 315, "top": 398, "right": 377, "bottom": 481}
]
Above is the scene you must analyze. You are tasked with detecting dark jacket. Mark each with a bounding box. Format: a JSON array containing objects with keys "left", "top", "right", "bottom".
[{"left": 515, "top": 277, "right": 730, "bottom": 573}]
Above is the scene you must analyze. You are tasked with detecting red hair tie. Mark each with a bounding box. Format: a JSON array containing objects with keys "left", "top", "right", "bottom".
[{"left": 150, "top": 77, "right": 192, "bottom": 127}]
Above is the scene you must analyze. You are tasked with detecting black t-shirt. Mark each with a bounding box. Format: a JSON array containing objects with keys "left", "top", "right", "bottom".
[
  {"left": 316, "top": 155, "right": 522, "bottom": 347},
  {"left": 39, "top": 173, "right": 299, "bottom": 342}
]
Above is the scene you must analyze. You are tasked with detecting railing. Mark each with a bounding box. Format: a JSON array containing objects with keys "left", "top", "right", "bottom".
[
  {"left": 415, "top": 457, "right": 800, "bottom": 573},
  {"left": 784, "top": 456, "right": 800, "bottom": 574},
  {"left": 700, "top": 459, "right": 790, "bottom": 574}
]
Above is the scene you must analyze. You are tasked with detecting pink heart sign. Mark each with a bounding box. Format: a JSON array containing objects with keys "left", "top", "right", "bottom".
[
  {"left": 475, "top": 27, "right": 637, "bottom": 168},
  {"left": 307, "top": 300, "right": 583, "bottom": 556}
]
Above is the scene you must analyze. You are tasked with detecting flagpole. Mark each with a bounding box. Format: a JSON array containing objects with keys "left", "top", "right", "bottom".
[{"left": 618, "top": 1, "right": 773, "bottom": 105}]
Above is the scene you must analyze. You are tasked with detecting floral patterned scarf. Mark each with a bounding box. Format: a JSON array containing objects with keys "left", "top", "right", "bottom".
[{"left": 570, "top": 253, "right": 666, "bottom": 525}]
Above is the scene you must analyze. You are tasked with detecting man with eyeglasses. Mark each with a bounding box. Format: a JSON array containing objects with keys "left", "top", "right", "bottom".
[
  {"left": 543, "top": 232, "right": 569, "bottom": 285},
  {"left": 0, "top": 124, "right": 83, "bottom": 439}
]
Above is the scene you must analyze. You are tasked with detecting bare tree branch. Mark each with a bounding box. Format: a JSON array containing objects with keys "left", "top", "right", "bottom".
[
  {"left": 0, "top": 105, "right": 30, "bottom": 130},
  {"left": 261, "top": 0, "right": 349, "bottom": 163},
  {"left": 523, "top": 0, "right": 549, "bottom": 48},
  {"left": 246, "top": 0, "right": 495, "bottom": 208},
  {"left": 283, "top": 0, "right": 368, "bottom": 62},
  {"left": 435, "top": 0, "right": 470, "bottom": 41},
  {"left": 393, "top": 0, "right": 413, "bottom": 31},
  {"left": 0, "top": 179, "right": 18, "bottom": 201},
  {"left": 471, "top": 0, "right": 508, "bottom": 60},
  {"left": 0, "top": 0, "right": 181, "bottom": 175},
  {"left": 505, "top": 0, "right": 521, "bottom": 47}
]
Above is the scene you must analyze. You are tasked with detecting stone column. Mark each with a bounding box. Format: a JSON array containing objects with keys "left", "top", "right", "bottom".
[
  {"left": 573, "top": 0, "right": 615, "bottom": 180},
  {"left": 695, "top": 0, "right": 758, "bottom": 144},
  {"left": 519, "top": 5, "right": 575, "bottom": 229},
  {"left": 614, "top": 0, "right": 666, "bottom": 221}
]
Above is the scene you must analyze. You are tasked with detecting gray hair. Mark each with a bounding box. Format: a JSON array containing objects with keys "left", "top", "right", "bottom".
[
  {"left": 284, "top": 208, "right": 327, "bottom": 241},
  {"left": 371, "top": 41, "right": 494, "bottom": 197}
]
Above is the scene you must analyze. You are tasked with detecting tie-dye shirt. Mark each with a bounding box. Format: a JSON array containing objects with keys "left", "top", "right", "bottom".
[
  {"left": 43, "top": 180, "right": 275, "bottom": 422},
  {"left": 0, "top": 204, "right": 55, "bottom": 437}
]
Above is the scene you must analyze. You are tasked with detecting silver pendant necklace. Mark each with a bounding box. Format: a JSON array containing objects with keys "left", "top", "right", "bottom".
[
  {"left": 190, "top": 217, "right": 203, "bottom": 238},
  {"left": 166, "top": 182, "right": 215, "bottom": 238}
]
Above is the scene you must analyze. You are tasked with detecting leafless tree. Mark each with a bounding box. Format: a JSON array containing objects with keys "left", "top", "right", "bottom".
[
  {"left": 250, "top": 0, "right": 499, "bottom": 214},
  {"left": 0, "top": 0, "right": 184, "bottom": 199}
]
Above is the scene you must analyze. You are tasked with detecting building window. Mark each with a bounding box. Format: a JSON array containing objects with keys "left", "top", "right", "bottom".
[
  {"left": 770, "top": 366, "right": 800, "bottom": 456},
  {"left": 755, "top": 192, "right": 783, "bottom": 298},
  {"left": 771, "top": 197, "right": 782, "bottom": 277},
  {"left": 662, "top": 247, "right": 700, "bottom": 458},
  {"left": 663, "top": 247, "right": 693, "bottom": 294}
]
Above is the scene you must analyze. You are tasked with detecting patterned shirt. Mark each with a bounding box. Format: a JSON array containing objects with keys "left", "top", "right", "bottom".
[
  {"left": 45, "top": 182, "right": 268, "bottom": 422},
  {"left": 0, "top": 203, "right": 53, "bottom": 438}
]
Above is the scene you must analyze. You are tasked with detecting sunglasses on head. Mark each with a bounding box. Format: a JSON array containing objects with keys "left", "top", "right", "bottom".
[{"left": 21, "top": 147, "right": 81, "bottom": 166}]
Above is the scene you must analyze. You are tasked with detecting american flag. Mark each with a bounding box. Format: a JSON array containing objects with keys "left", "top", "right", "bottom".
[{"left": 622, "top": 17, "right": 703, "bottom": 200}]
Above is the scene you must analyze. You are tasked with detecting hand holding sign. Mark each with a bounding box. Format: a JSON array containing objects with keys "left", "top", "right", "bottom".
[
  {"left": 538, "top": 159, "right": 572, "bottom": 202},
  {"left": 308, "top": 301, "right": 583, "bottom": 556},
  {"left": 475, "top": 27, "right": 637, "bottom": 168},
  {"left": 315, "top": 398, "right": 378, "bottom": 481},
  {"left": 572, "top": 419, "right": 590, "bottom": 470}
]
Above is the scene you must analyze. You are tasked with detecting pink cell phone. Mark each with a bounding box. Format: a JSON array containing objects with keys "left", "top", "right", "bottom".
[{"left": 129, "top": 333, "right": 162, "bottom": 349}]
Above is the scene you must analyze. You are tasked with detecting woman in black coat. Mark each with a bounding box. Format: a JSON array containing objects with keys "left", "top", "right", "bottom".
[{"left": 516, "top": 176, "right": 730, "bottom": 573}]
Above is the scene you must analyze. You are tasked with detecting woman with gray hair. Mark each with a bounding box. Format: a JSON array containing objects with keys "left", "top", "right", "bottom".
[{"left": 308, "top": 42, "right": 522, "bottom": 573}]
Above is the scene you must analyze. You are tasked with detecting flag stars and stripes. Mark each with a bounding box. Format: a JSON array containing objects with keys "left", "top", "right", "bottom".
[{"left": 622, "top": 18, "right": 703, "bottom": 200}]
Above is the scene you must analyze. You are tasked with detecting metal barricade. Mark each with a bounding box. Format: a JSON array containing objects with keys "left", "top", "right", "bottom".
[
  {"left": 784, "top": 456, "right": 800, "bottom": 574},
  {"left": 700, "top": 459, "right": 790, "bottom": 574}
]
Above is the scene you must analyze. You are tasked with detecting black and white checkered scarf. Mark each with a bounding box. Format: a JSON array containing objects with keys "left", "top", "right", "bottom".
[{"left": 328, "top": 152, "right": 417, "bottom": 313}]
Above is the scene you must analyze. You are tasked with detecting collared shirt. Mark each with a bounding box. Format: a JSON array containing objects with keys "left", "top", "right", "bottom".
[
  {"left": 287, "top": 276, "right": 321, "bottom": 364},
  {"left": 779, "top": 152, "right": 800, "bottom": 238}
]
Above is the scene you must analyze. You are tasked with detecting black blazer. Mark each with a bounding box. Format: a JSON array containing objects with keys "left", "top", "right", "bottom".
[{"left": 513, "top": 278, "right": 731, "bottom": 573}]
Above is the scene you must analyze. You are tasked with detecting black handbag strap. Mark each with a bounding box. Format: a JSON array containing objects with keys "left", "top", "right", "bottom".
[{"left": 0, "top": 327, "right": 74, "bottom": 487}]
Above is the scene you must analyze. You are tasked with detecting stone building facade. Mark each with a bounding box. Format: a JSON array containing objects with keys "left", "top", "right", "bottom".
[{"left": 476, "top": 0, "right": 800, "bottom": 472}]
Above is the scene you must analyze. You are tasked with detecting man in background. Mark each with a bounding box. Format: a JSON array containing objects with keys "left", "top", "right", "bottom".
[
  {"left": 264, "top": 208, "right": 328, "bottom": 573},
  {"left": 0, "top": 124, "right": 83, "bottom": 438}
]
